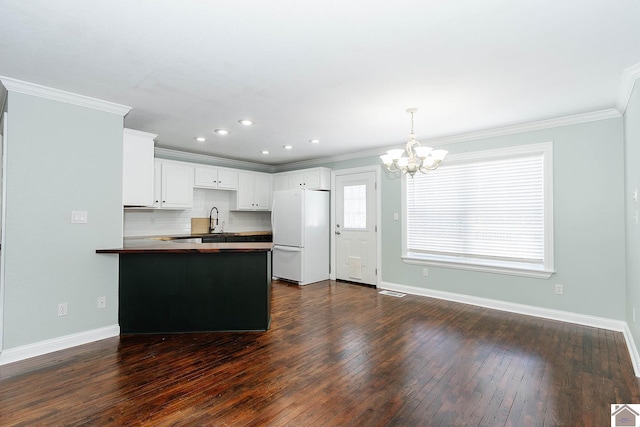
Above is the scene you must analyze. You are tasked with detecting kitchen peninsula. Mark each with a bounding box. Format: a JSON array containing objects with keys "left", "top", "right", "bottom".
[{"left": 97, "top": 241, "right": 272, "bottom": 334}]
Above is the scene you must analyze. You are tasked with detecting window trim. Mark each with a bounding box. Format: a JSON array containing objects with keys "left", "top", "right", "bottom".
[{"left": 401, "top": 142, "right": 554, "bottom": 279}]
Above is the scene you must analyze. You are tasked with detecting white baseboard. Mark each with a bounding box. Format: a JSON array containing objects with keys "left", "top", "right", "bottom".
[
  {"left": 380, "top": 281, "right": 640, "bottom": 377},
  {"left": 0, "top": 324, "right": 120, "bottom": 366},
  {"left": 623, "top": 323, "right": 640, "bottom": 377}
]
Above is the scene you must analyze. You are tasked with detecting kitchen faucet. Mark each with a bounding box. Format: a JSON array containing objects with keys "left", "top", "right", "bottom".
[{"left": 209, "top": 207, "right": 219, "bottom": 233}]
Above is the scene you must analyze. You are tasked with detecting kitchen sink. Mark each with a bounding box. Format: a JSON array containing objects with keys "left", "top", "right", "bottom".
[{"left": 169, "top": 237, "right": 202, "bottom": 244}]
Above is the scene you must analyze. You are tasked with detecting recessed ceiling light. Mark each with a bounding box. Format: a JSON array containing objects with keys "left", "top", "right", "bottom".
[
  {"left": 283, "top": 145, "right": 293, "bottom": 150},
  {"left": 309, "top": 139, "right": 320, "bottom": 144},
  {"left": 214, "top": 129, "right": 230, "bottom": 135},
  {"left": 261, "top": 150, "right": 269, "bottom": 155},
  {"left": 194, "top": 137, "right": 206, "bottom": 143},
  {"left": 238, "top": 119, "right": 253, "bottom": 126}
]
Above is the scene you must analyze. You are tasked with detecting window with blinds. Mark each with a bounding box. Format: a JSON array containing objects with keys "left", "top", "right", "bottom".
[{"left": 403, "top": 142, "right": 554, "bottom": 278}]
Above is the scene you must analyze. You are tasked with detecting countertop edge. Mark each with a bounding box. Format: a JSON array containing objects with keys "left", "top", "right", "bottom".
[
  {"left": 97, "top": 242, "right": 273, "bottom": 254},
  {"left": 124, "top": 230, "right": 272, "bottom": 240}
]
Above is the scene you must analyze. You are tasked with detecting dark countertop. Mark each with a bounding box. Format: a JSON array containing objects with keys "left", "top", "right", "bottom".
[
  {"left": 97, "top": 241, "right": 273, "bottom": 254},
  {"left": 127, "top": 230, "right": 272, "bottom": 241}
]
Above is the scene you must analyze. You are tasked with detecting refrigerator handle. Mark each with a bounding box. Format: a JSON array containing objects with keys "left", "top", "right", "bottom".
[
  {"left": 273, "top": 245, "right": 302, "bottom": 252},
  {"left": 271, "top": 197, "right": 276, "bottom": 237}
]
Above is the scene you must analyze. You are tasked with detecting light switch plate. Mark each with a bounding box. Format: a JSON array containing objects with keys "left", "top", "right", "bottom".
[{"left": 71, "top": 210, "right": 88, "bottom": 224}]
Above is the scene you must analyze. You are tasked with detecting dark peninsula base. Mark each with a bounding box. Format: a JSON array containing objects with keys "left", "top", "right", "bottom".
[{"left": 118, "top": 251, "right": 271, "bottom": 333}]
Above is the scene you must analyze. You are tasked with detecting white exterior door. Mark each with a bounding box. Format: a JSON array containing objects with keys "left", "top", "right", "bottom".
[{"left": 335, "top": 170, "right": 378, "bottom": 286}]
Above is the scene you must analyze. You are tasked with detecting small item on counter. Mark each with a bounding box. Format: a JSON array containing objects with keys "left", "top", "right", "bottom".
[{"left": 191, "top": 218, "right": 210, "bottom": 234}]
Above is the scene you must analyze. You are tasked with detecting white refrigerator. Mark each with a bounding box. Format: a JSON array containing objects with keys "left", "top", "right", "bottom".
[{"left": 271, "top": 188, "right": 330, "bottom": 285}]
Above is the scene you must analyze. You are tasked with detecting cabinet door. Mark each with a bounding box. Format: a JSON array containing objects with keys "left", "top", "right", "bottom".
[
  {"left": 217, "top": 168, "right": 238, "bottom": 190},
  {"left": 123, "top": 129, "right": 155, "bottom": 206},
  {"left": 161, "top": 162, "right": 193, "bottom": 208},
  {"left": 254, "top": 175, "right": 272, "bottom": 210},
  {"left": 273, "top": 174, "right": 288, "bottom": 191},
  {"left": 288, "top": 172, "right": 303, "bottom": 188},
  {"left": 302, "top": 170, "right": 321, "bottom": 189},
  {"left": 153, "top": 161, "right": 162, "bottom": 208},
  {"left": 194, "top": 166, "right": 218, "bottom": 188},
  {"left": 236, "top": 172, "right": 255, "bottom": 210},
  {"left": 302, "top": 168, "right": 330, "bottom": 190}
]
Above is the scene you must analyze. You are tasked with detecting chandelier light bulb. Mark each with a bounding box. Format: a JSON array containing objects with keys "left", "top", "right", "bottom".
[
  {"left": 431, "top": 150, "right": 449, "bottom": 161},
  {"left": 380, "top": 154, "right": 393, "bottom": 165},
  {"left": 387, "top": 149, "right": 404, "bottom": 161}
]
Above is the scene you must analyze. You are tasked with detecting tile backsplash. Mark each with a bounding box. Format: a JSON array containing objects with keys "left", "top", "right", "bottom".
[{"left": 124, "top": 189, "right": 271, "bottom": 237}]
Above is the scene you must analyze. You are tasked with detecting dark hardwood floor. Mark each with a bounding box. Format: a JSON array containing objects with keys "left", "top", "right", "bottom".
[{"left": 1, "top": 280, "right": 639, "bottom": 426}]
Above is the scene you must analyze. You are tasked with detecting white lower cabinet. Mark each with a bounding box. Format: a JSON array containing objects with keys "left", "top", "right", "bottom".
[
  {"left": 154, "top": 160, "right": 194, "bottom": 209},
  {"left": 231, "top": 171, "right": 273, "bottom": 210}
]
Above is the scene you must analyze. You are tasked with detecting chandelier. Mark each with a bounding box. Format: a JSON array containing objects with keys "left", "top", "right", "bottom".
[{"left": 380, "top": 108, "right": 448, "bottom": 177}]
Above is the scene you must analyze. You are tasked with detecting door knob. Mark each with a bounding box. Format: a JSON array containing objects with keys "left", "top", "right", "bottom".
[{"left": 335, "top": 231, "right": 341, "bottom": 235}]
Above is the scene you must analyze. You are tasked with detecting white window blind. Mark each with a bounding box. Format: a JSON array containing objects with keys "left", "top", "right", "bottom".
[{"left": 404, "top": 143, "right": 553, "bottom": 276}]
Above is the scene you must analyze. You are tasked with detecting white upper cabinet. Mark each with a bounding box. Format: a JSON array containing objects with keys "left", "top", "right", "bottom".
[
  {"left": 231, "top": 171, "right": 273, "bottom": 211},
  {"left": 194, "top": 165, "right": 238, "bottom": 190},
  {"left": 273, "top": 174, "right": 288, "bottom": 191},
  {"left": 122, "top": 128, "right": 156, "bottom": 206},
  {"left": 274, "top": 167, "right": 331, "bottom": 191},
  {"left": 154, "top": 160, "right": 194, "bottom": 209}
]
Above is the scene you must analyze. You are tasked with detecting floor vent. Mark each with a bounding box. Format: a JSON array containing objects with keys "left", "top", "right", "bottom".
[{"left": 379, "top": 290, "right": 406, "bottom": 298}]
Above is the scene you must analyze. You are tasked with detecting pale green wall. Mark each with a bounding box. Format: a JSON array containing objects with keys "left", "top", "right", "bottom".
[
  {"left": 625, "top": 82, "right": 640, "bottom": 346},
  {"left": 1, "top": 88, "right": 628, "bottom": 352},
  {"left": 2, "top": 92, "right": 122, "bottom": 349},
  {"left": 321, "top": 117, "right": 626, "bottom": 320}
]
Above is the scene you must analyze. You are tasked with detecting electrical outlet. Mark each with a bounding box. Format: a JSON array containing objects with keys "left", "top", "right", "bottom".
[
  {"left": 97, "top": 296, "right": 106, "bottom": 309},
  {"left": 555, "top": 284, "right": 564, "bottom": 295},
  {"left": 423, "top": 268, "right": 429, "bottom": 277},
  {"left": 70, "top": 211, "right": 88, "bottom": 224},
  {"left": 58, "top": 303, "right": 68, "bottom": 316}
]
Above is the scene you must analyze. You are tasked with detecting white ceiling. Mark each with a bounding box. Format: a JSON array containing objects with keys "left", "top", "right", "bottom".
[{"left": 1, "top": 1, "right": 640, "bottom": 165}]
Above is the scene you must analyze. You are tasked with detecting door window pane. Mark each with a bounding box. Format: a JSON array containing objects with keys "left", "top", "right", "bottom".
[{"left": 344, "top": 184, "right": 366, "bottom": 229}]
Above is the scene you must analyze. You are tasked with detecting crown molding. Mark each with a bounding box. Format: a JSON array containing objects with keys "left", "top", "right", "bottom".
[
  {"left": 0, "top": 76, "right": 132, "bottom": 116},
  {"left": 422, "top": 109, "right": 621, "bottom": 146},
  {"left": 272, "top": 148, "right": 385, "bottom": 172},
  {"left": 154, "top": 147, "right": 275, "bottom": 173},
  {"left": 124, "top": 128, "right": 158, "bottom": 140},
  {"left": 616, "top": 63, "right": 640, "bottom": 114},
  {"left": 274, "top": 108, "right": 621, "bottom": 171}
]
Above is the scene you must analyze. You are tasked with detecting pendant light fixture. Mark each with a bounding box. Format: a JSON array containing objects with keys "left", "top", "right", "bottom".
[{"left": 380, "top": 108, "right": 448, "bottom": 177}]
